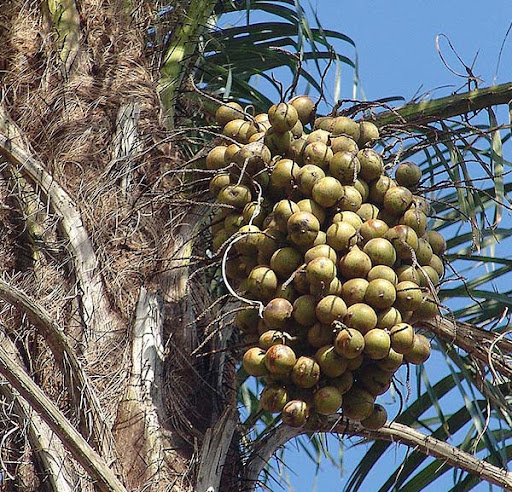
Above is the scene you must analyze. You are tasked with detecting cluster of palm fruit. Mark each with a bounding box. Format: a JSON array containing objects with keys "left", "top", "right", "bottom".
[{"left": 208, "top": 96, "right": 446, "bottom": 429}]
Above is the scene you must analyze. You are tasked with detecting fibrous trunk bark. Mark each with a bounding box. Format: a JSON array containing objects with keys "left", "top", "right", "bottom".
[{"left": 0, "top": 1, "right": 237, "bottom": 491}]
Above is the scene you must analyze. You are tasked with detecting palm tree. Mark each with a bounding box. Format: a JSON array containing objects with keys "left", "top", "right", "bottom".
[{"left": 0, "top": 1, "right": 511, "bottom": 490}]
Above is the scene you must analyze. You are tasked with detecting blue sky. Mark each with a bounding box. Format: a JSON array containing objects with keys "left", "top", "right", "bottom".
[{"left": 249, "top": 1, "right": 512, "bottom": 491}]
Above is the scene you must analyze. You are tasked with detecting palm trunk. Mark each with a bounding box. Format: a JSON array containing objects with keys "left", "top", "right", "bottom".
[{"left": 0, "top": 1, "right": 237, "bottom": 490}]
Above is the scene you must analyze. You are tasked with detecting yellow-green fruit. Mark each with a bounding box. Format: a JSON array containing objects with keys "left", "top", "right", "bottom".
[
  {"left": 396, "top": 265, "right": 420, "bottom": 284},
  {"left": 331, "top": 116, "right": 360, "bottom": 141},
  {"left": 383, "top": 186, "right": 414, "bottom": 216},
  {"left": 386, "top": 225, "right": 419, "bottom": 260},
  {"left": 270, "top": 247, "right": 303, "bottom": 280},
  {"left": 223, "top": 119, "right": 258, "bottom": 143},
  {"left": 259, "top": 330, "right": 287, "bottom": 350},
  {"left": 315, "top": 295, "right": 347, "bottom": 325},
  {"left": 367, "top": 265, "right": 398, "bottom": 285},
  {"left": 430, "top": 254, "right": 445, "bottom": 277},
  {"left": 341, "top": 278, "right": 369, "bottom": 306},
  {"left": 288, "top": 138, "right": 308, "bottom": 164},
  {"left": 326, "top": 221, "right": 357, "bottom": 252},
  {"left": 411, "top": 296, "right": 439, "bottom": 321},
  {"left": 224, "top": 213, "right": 244, "bottom": 235},
  {"left": 290, "top": 119, "right": 304, "bottom": 138},
  {"left": 364, "top": 329, "right": 391, "bottom": 360},
  {"left": 297, "top": 164, "right": 326, "bottom": 195},
  {"left": 370, "top": 175, "right": 396, "bottom": 204},
  {"left": 358, "top": 121, "right": 380, "bottom": 147},
  {"left": 217, "top": 184, "right": 252, "bottom": 209},
  {"left": 404, "top": 333, "right": 431, "bottom": 364},
  {"left": 399, "top": 208, "right": 427, "bottom": 237},
  {"left": 426, "top": 230, "right": 447, "bottom": 256},
  {"left": 354, "top": 178, "right": 370, "bottom": 202},
  {"left": 357, "top": 365, "right": 392, "bottom": 396},
  {"left": 376, "top": 307, "right": 402, "bottom": 330},
  {"left": 235, "top": 224, "right": 261, "bottom": 255},
  {"left": 234, "top": 141, "right": 272, "bottom": 170},
  {"left": 291, "top": 356, "right": 321, "bottom": 388},
  {"left": 341, "top": 387, "right": 375, "bottom": 421},
  {"left": 314, "top": 116, "right": 334, "bottom": 131},
  {"left": 361, "top": 403, "right": 388, "bottom": 429},
  {"left": 411, "top": 195, "right": 431, "bottom": 215},
  {"left": 304, "top": 244, "right": 337, "bottom": 264},
  {"left": 338, "top": 186, "right": 363, "bottom": 212},
  {"left": 364, "top": 278, "right": 396, "bottom": 310},
  {"left": 363, "top": 238, "right": 396, "bottom": 267},
  {"left": 282, "top": 399, "right": 309, "bottom": 427},
  {"left": 297, "top": 198, "right": 326, "bottom": 225},
  {"left": 303, "top": 141, "right": 333, "bottom": 170},
  {"left": 313, "top": 386, "right": 343, "bottom": 415},
  {"left": 329, "top": 151, "right": 361, "bottom": 184},
  {"left": 331, "top": 135, "right": 359, "bottom": 154},
  {"left": 235, "top": 308, "right": 260, "bottom": 334},
  {"left": 263, "top": 298, "right": 294, "bottom": 329},
  {"left": 307, "top": 322, "right": 335, "bottom": 348},
  {"left": 395, "top": 161, "right": 422, "bottom": 189},
  {"left": 254, "top": 112, "right": 271, "bottom": 130},
  {"left": 264, "top": 127, "right": 293, "bottom": 154},
  {"left": 208, "top": 173, "right": 231, "bottom": 196},
  {"left": 344, "top": 303, "right": 377, "bottom": 334},
  {"left": 293, "top": 295, "right": 318, "bottom": 326},
  {"left": 334, "top": 328, "right": 365, "bottom": 359},
  {"left": 315, "top": 345, "right": 348, "bottom": 378},
  {"left": 310, "top": 277, "right": 343, "bottom": 297},
  {"left": 360, "top": 219, "right": 389, "bottom": 242},
  {"left": 312, "top": 176, "right": 343, "bottom": 208},
  {"left": 242, "top": 201, "right": 267, "bottom": 227},
  {"left": 418, "top": 265, "right": 440, "bottom": 288},
  {"left": 395, "top": 281, "right": 423, "bottom": 311},
  {"left": 268, "top": 102, "right": 299, "bottom": 132},
  {"left": 270, "top": 158, "right": 300, "bottom": 194},
  {"left": 287, "top": 211, "right": 320, "bottom": 247},
  {"left": 376, "top": 348, "right": 404, "bottom": 372},
  {"left": 257, "top": 228, "right": 286, "bottom": 260},
  {"left": 331, "top": 211, "right": 363, "bottom": 230},
  {"left": 265, "top": 344, "right": 297, "bottom": 375},
  {"left": 215, "top": 101, "right": 244, "bottom": 126},
  {"left": 273, "top": 199, "right": 300, "bottom": 231},
  {"left": 224, "top": 143, "right": 242, "bottom": 164},
  {"left": 247, "top": 265, "right": 278, "bottom": 300},
  {"left": 243, "top": 347, "right": 268, "bottom": 376},
  {"left": 330, "top": 370, "right": 354, "bottom": 394},
  {"left": 293, "top": 269, "right": 310, "bottom": 294},
  {"left": 289, "top": 95, "right": 316, "bottom": 125},
  {"left": 260, "top": 385, "right": 289, "bottom": 413},
  {"left": 306, "top": 257, "right": 337, "bottom": 286},
  {"left": 306, "top": 128, "right": 330, "bottom": 144},
  {"left": 416, "top": 238, "right": 434, "bottom": 266},
  {"left": 356, "top": 203, "right": 380, "bottom": 221},
  {"left": 357, "top": 149, "right": 384, "bottom": 182},
  {"left": 339, "top": 246, "right": 372, "bottom": 279},
  {"left": 206, "top": 146, "right": 228, "bottom": 170},
  {"left": 389, "top": 322, "right": 415, "bottom": 354},
  {"left": 276, "top": 283, "right": 297, "bottom": 303}
]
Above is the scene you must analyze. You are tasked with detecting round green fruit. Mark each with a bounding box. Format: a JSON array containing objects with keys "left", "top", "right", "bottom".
[
  {"left": 313, "top": 386, "right": 343, "bottom": 415},
  {"left": 265, "top": 344, "right": 297, "bottom": 375}
]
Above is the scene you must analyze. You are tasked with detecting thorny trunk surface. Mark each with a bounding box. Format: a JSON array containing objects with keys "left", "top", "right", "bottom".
[{"left": 0, "top": 1, "right": 238, "bottom": 491}]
